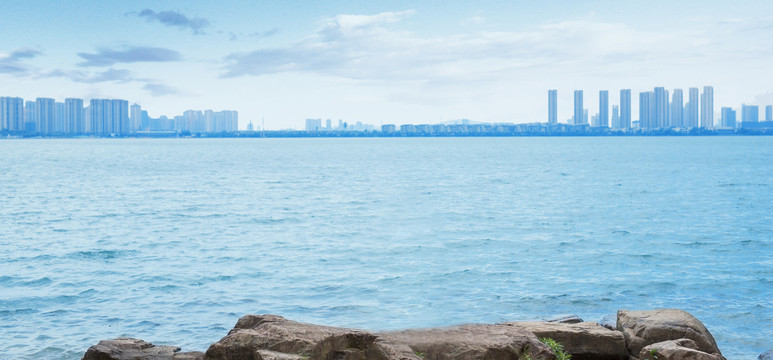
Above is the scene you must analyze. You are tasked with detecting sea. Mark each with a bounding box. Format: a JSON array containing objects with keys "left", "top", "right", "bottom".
[{"left": 0, "top": 137, "right": 771, "bottom": 359}]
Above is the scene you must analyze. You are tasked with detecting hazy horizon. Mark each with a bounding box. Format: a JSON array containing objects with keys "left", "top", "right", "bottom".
[{"left": 2, "top": 0, "right": 773, "bottom": 129}]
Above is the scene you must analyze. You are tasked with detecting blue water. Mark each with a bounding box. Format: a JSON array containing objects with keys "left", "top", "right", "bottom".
[{"left": 0, "top": 137, "right": 771, "bottom": 359}]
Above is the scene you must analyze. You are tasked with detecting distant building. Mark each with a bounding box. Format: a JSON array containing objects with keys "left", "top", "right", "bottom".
[
  {"left": 130, "top": 104, "right": 142, "bottom": 132},
  {"left": 0, "top": 96, "right": 24, "bottom": 132},
  {"left": 686, "top": 87, "right": 699, "bottom": 128},
  {"left": 573, "top": 90, "right": 583, "bottom": 125},
  {"left": 65, "top": 98, "right": 84, "bottom": 134},
  {"left": 767, "top": 105, "right": 773, "bottom": 122},
  {"left": 639, "top": 91, "right": 654, "bottom": 129},
  {"left": 742, "top": 104, "right": 759, "bottom": 123},
  {"left": 55, "top": 102, "right": 65, "bottom": 134},
  {"left": 671, "top": 89, "right": 683, "bottom": 128},
  {"left": 611, "top": 105, "right": 620, "bottom": 129},
  {"left": 654, "top": 87, "right": 668, "bottom": 128},
  {"left": 548, "top": 89, "right": 557, "bottom": 124},
  {"left": 36, "top": 97, "right": 55, "bottom": 135},
  {"left": 89, "top": 99, "right": 129, "bottom": 135},
  {"left": 721, "top": 107, "right": 736, "bottom": 128},
  {"left": 620, "top": 89, "right": 631, "bottom": 129},
  {"left": 381, "top": 124, "right": 396, "bottom": 133},
  {"left": 24, "top": 101, "right": 37, "bottom": 132},
  {"left": 700, "top": 86, "right": 714, "bottom": 128},
  {"left": 305, "top": 118, "right": 322, "bottom": 131},
  {"left": 598, "top": 90, "right": 608, "bottom": 127}
]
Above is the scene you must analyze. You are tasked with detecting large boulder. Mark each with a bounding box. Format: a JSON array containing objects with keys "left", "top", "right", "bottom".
[
  {"left": 204, "top": 314, "right": 418, "bottom": 360},
  {"left": 617, "top": 309, "right": 721, "bottom": 357},
  {"left": 381, "top": 324, "right": 556, "bottom": 360},
  {"left": 82, "top": 338, "right": 204, "bottom": 360},
  {"left": 505, "top": 321, "right": 627, "bottom": 360},
  {"left": 640, "top": 339, "right": 726, "bottom": 360},
  {"left": 545, "top": 314, "right": 583, "bottom": 324}
]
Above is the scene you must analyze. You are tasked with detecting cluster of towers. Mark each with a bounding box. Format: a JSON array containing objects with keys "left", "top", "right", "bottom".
[
  {"left": 0, "top": 96, "right": 239, "bottom": 135},
  {"left": 546, "top": 86, "right": 747, "bottom": 129}
]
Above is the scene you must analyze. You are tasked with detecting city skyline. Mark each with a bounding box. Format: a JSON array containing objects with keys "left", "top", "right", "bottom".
[{"left": 2, "top": 1, "right": 773, "bottom": 129}]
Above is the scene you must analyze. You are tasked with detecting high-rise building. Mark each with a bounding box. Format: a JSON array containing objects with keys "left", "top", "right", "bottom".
[
  {"left": 654, "top": 87, "right": 668, "bottom": 128},
  {"left": 65, "top": 98, "right": 84, "bottom": 134},
  {"left": 24, "top": 101, "right": 37, "bottom": 132},
  {"left": 620, "top": 89, "right": 631, "bottom": 129},
  {"left": 639, "top": 91, "right": 655, "bottom": 129},
  {"left": 583, "top": 109, "right": 588, "bottom": 125},
  {"left": 548, "top": 89, "right": 557, "bottom": 124},
  {"left": 0, "top": 96, "right": 24, "bottom": 132},
  {"left": 89, "top": 99, "right": 128, "bottom": 135},
  {"left": 36, "top": 98, "right": 55, "bottom": 135},
  {"left": 306, "top": 118, "right": 322, "bottom": 131},
  {"left": 700, "top": 86, "right": 714, "bottom": 128},
  {"left": 742, "top": 105, "right": 759, "bottom": 123},
  {"left": 721, "top": 107, "right": 736, "bottom": 128},
  {"left": 130, "top": 104, "right": 142, "bottom": 132},
  {"left": 671, "top": 89, "right": 683, "bottom": 128},
  {"left": 55, "top": 102, "right": 66, "bottom": 134},
  {"left": 767, "top": 105, "right": 773, "bottom": 122},
  {"left": 573, "top": 90, "right": 583, "bottom": 125},
  {"left": 685, "top": 87, "right": 699, "bottom": 128},
  {"left": 598, "top": 90, "right": 609, "bottom": 127},
  {"left": 611, "top": 105, "right": 620, "bottom": 129}
]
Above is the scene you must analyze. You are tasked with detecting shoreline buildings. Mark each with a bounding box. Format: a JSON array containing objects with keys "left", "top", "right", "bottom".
[{"left": 0, "top": 96, "right": 238, "bottom": 136}]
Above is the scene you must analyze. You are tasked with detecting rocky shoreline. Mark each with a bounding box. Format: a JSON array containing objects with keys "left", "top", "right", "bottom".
[{"left": 81, "top": 309, "right": 761, "bottom": 360}]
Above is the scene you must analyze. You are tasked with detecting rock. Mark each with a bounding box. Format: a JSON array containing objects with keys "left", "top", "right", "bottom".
[
  {"left": 381, "top": 324, "right": 556, "bottom": 360},
  {"left": 546, "top": 314, "right": 584, "bottom": 324},
  {"left": 617, "top": 309, "right": 721, "bottom": 356},
  {"left": 599, "top": 314, "right": 617, "bottom": 331},
  {"left": 82, "top": 338, "right": 203, "bottom": 360},
  {"left": 760, "top": 350, "right": 773, "bottom": 360},
  {"left": 640, "top": 339, "right": 726, "bottom": 360},
  {"left": 204, "top": 314, "right": 418, "bottom": 360},
  {"left": 506, "top": 321, "right": 627, "bottom": 360}
]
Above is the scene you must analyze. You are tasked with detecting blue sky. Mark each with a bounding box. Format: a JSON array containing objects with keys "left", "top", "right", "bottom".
[{"left": 2, "top": 0, "right": 773, "bottom": 129}]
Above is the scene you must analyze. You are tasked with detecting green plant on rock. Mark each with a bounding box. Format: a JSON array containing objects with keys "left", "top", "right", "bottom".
[
  {"left": 642, "top": 348, "right": 658, "bottom": 360},
  {"left": 539, "top": 338, "right": 571, "bottom": 360}
]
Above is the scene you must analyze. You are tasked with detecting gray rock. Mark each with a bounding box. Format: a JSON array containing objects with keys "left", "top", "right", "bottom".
[
  {"left": 617, "top": 309, "right": 722, "bottom": 357},
  {"left": 599, "top": 314, "right": 617, "bottom": 331},
  {"left": 640, "top": 338, "right": 726, "bottom": 360},
  {"left": 81, "top": 338, "right": 203, "bottom": 360},
  {"left": 382, "top": 323, "right": 556, "bottom": 360},
  {"left": 204, "top": 314, "right": 418, "bottom": 360},
  {"left": 506, "top": 321, "right": 627, "bottom": 360},
  {"left": 546, "top": 314, "right": 584, "bottom": 324},
  {"left": 760, "top": 349, "right": 773, "bottom": 360}
]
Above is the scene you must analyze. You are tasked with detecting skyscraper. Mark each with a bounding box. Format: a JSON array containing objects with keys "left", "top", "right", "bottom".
[
  {"left": 65, "top": 98, "right": 84, "bottom": 134},
  {"left": 598, "top": 90, "right": 609, "bottom": 127},
  {"left": 686, "top": 87, "right": 699, "bottom": 128},
  {"left": 671, "top": 89, "right": 683, "bottom": 128},
  {"left": 654, "top": 87, "right": 668, "bottom": 128},
  {"left": 90, "top": 99, "right": 128, "bottom": 135},
  {"left": 130, "top": 104, "right": 142, "bottom": 132},
  {"left": 24, "top": 101, "right": 37, "bottom": 132},
  {"left": 548, "top": 89, "right": 557, "bottom": 125},
  {"left": 700, "top": 86, "right": 714, "bottom": 128},
  {"left": 36, "top": 97, "right": 55, "bottom": 135},
  {"left": 742, "top": 105, "right": 759, "bottom": 123},
  {"left": 55, "top": 102, "right": 65, "bottom": 134},
  {"left": 767, "top": 105, "right": 773, "bottom": 122},
  {"left": 620, "top": 89, "right": 631, "bottom": 129},
  {"left": 0, "top": 97, "right": 24, "bottom": 132},
  {"left": 639, "top": 91, "right": 654, "bottom": 129},
  {"left": 721, "top": 107, "right": 736, "bottom": 128},
  {"left": 573, "top": 90, "right": 583, "bottom": 125},
  {"left": 611, "top": 105, "right": 620, "bottom": 129}
]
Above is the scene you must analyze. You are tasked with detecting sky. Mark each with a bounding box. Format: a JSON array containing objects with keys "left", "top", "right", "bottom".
[{"left": 1, "top": 0, "right": 773, "bottom": 129}]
